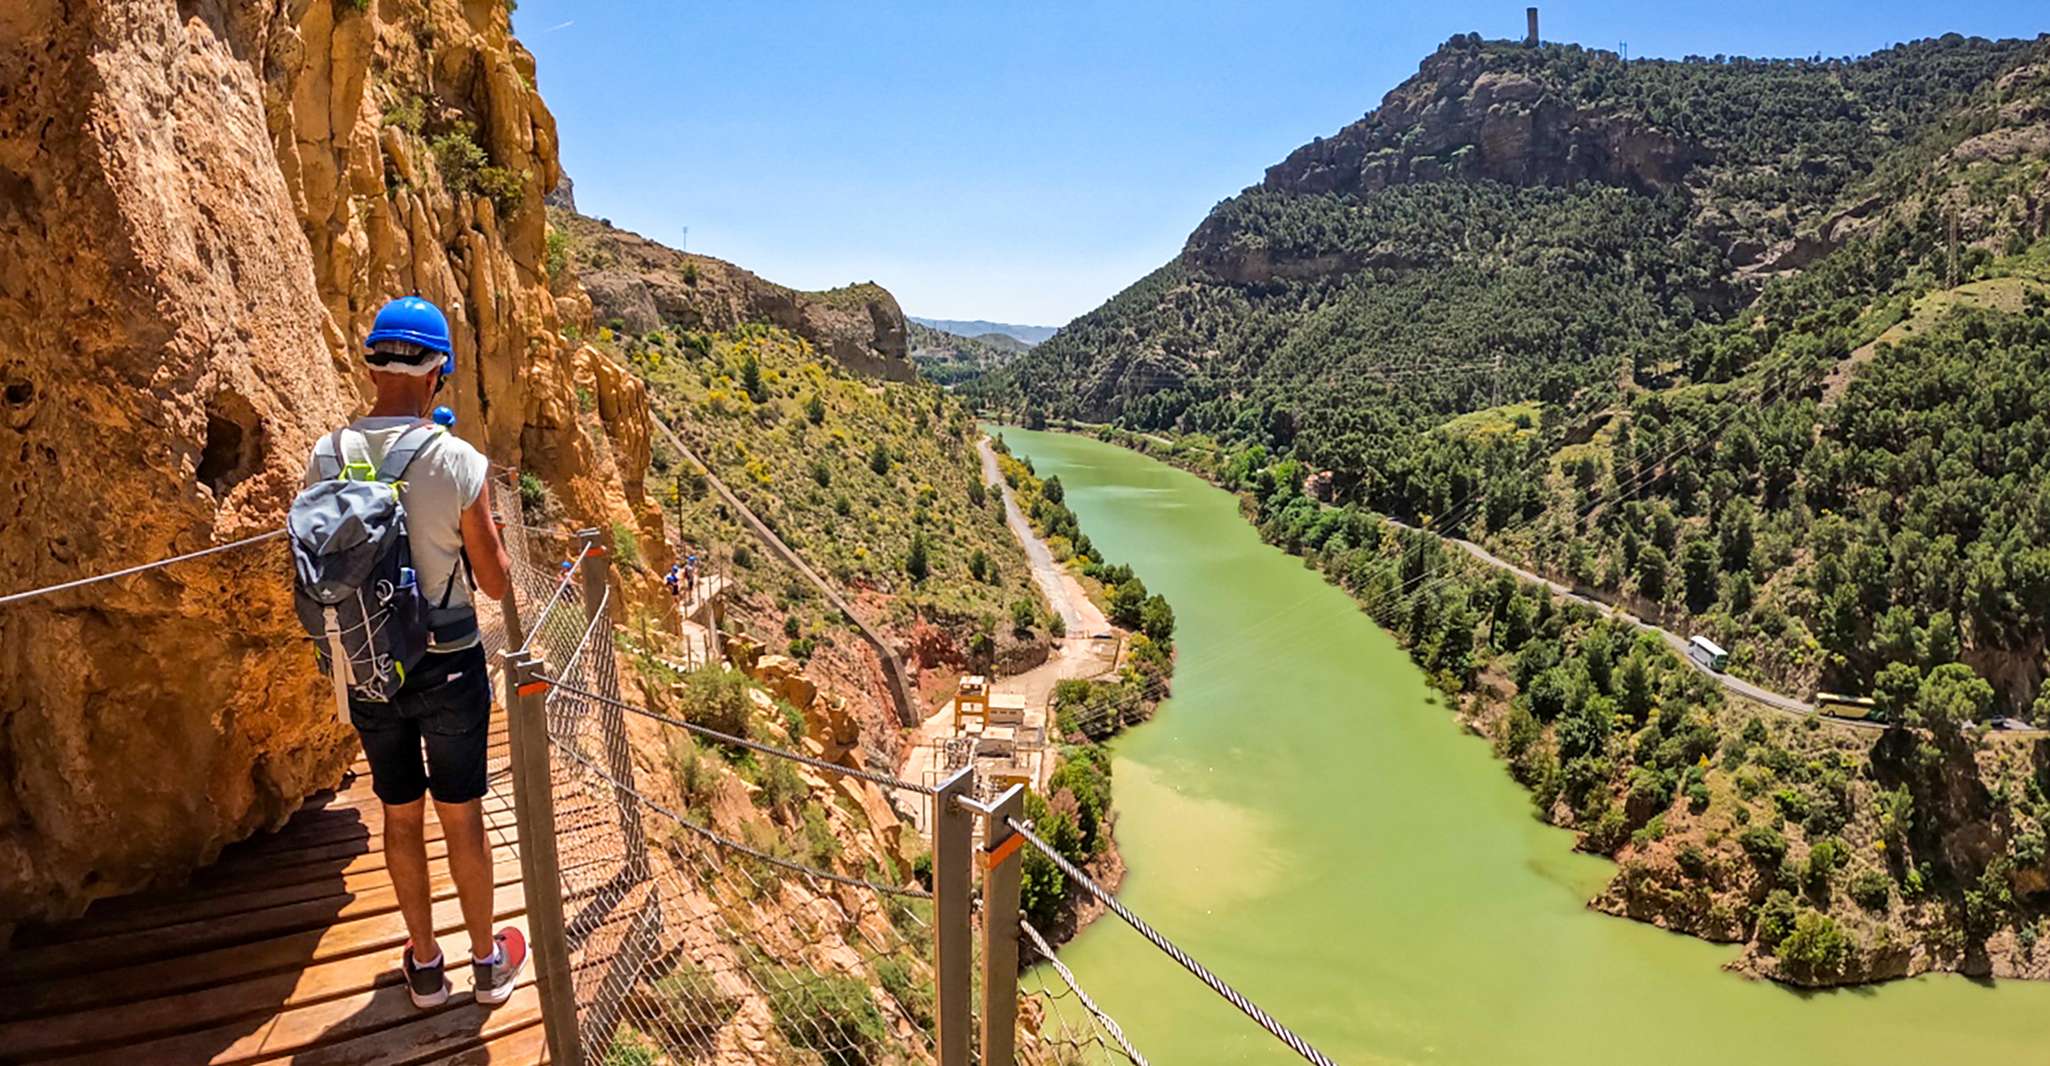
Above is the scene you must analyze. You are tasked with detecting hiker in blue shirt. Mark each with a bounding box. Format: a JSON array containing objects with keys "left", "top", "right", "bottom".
[{"left": 665, "top": 563, "right": 682, "bottom": 599}]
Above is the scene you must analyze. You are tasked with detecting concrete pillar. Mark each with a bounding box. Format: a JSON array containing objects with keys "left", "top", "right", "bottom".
[{"left": 1527, "top": 6, "right": 1539, "bottom": 46}]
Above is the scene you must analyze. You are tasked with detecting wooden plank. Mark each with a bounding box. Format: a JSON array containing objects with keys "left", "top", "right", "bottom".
[
  {"left": 263, "top": 985, "right": 546, "bottom": 1066},
  {"left": 35, "top": 961, "right": 541, "bottom": 1066},
  {"left": 51, "top": 841, "right": 525, "bottom": 942},
  {"left": 0, "top": 884, "right": 527, "bottom": 1023},
  {"left": 412, "top": 1015, "right": 550, "bottom": 1066},
  {"left": 0, "top": 914, "right": 532, "bottom": 1060},
  {"left": 105, "top": 806, "right": 528, "bottom": 916},
  {"left": 0, "top": 858, "right": 526, "bottom": 983}
]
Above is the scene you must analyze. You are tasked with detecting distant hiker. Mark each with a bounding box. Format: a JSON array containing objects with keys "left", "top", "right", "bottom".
[
  {"left": 291, "top": 296, "right": 526, "bottom": 1010},
  {"left": 685, "top": 551, "right": 700, "bottom": 597},
  {"left": 665, "top": 563, "right": 682, "bottom": 599}
]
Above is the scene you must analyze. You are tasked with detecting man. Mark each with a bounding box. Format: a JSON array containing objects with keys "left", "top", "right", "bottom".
[
  {"left": 665, "top": 562, "right": 682, "bottom": 600},
  {"left": 304, "top": 296, "right": 527, "bottom": 1009}
]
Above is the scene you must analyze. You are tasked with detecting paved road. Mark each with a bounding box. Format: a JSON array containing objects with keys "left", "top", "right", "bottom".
[{"left": 1379, "top": 517, "right": 1860, "bottom": 723}]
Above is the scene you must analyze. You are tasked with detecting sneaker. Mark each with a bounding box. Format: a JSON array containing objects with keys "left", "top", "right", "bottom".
[
  {"left": 403, "top": 943, "right": 450, "bottom": 1009},
  {"left": 472, "top": 927, "right": 528, "bottom": 1006}
]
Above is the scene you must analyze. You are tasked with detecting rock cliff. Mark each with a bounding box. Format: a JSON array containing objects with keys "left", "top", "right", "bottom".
[
  {"left": 0, "top": 0, "right": 640, "bottom": 930},
  {"left": 556, "top": 210, "right": 916, "bottom": 381}
]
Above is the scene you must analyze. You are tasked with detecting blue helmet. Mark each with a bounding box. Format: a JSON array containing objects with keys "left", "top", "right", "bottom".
[{"left": 365, "top": 296, "right": 455, "bottom": 375}]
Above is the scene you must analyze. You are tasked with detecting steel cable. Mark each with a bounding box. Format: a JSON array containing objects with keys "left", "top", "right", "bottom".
[
  {"left": 550, "top": 679, "right": 936, "bottom": 797},
  {"left": 1021, "top": 917, "right": 1149, "bottom": 1066},
  {"left": 1005, "top": 816, "right": 1340, "bottom": 1066},
  {"left": 0, "top": 529, "right": 286, "bottom": 606},
  {"left": 546, "top": 732, "right": 931, "bottom": 900}
]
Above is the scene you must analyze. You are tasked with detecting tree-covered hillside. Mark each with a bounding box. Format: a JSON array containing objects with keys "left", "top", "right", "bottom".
[
  {"left": 977, "top": 32, "right": 2050, "bottom": 714},
  {"left": 908, "top": 321, "right": 1029, "bottom": 386}
]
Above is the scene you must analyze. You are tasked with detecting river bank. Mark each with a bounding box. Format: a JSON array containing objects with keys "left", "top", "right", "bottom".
[
  {"left": 896, "top": 431, "right": 1177, "bottom": 943},
  {"left": 1001, "top": 420, "right": 2050, "bottom": 988},
  {"left": 1001, "top": 426, "right": 2050, "bottom": 1064}
]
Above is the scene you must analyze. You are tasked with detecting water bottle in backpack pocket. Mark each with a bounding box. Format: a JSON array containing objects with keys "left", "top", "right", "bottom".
[{"left": 287, "top": 424, "right": 445, "bottom": 723}]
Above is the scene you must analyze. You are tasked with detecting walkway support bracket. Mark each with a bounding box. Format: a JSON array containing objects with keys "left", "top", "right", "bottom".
[
  {"left": 933, "top": 768, "right": 976, "bottom": 1066},
  {"left": 505, "top": 649, "right": 582, "bottom": 1066},
  {"left": 980, "top": 783, "right": 1027, "bottom": 1065}
]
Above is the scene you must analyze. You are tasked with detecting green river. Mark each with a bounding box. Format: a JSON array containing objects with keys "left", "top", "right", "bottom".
[{"left": 999, "top": 427, "right": 2050, "bottom": 1066}]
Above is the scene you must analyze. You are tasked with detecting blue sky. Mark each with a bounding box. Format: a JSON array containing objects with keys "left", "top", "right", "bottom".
[{"left": 518, "top": 2, "right": 2044, "bottom": 326}]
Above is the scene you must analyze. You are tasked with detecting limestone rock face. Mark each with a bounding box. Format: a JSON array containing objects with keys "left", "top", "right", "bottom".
[
  {"left": 558, "top": 211, "right": 916, "bottom": 381},
  {"left": 0, "top": 0, "right": 643, "bottom": 929}
]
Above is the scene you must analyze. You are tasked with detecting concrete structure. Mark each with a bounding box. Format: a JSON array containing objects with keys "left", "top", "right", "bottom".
[{"left": 1526, "top": 6, "right": 1539, "bottom": 46}]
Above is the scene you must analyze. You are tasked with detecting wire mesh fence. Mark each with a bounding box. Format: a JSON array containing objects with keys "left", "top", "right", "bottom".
[
  {"left": 490, "top": 472, "right": 948, "bottom": 1065},
  {"left": 1019, "top": 920, "right": 1147, "bottom": 1066}
]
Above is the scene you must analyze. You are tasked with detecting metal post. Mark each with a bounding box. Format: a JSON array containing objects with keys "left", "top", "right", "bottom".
[
  {"left": 979, "top": 784, "right": 1026, "bottom": 1065},
  {"left": 505, "top": 650, "right": 581, "bottom": 1066},
  {"left": 932, "top": 767, "right": 976, "bottom": 1066}
]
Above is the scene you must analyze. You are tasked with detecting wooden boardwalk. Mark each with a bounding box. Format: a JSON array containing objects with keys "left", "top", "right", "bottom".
[{"left": 0, "top": 715, "right": 550, "bottom": 1065}]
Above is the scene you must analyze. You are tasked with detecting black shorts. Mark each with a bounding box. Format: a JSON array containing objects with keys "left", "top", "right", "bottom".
[{"left": 349, "top": 644, "right": 493, "bottom": 806}]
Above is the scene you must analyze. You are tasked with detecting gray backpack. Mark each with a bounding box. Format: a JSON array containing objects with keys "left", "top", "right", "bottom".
[{"left": 288, "top": 423, "right": 449, "bottom": 722}]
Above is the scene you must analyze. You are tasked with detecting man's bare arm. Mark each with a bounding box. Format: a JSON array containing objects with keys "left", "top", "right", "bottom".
[{"left": 461, "top": 484, "right": 512, "bottom": 602}]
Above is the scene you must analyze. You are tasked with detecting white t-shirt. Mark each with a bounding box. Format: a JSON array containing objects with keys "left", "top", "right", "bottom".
[{"left": 303, "top": 417, "right": 490, "bottom": 620}]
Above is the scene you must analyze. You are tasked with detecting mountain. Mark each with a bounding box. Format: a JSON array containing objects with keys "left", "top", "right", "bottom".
[
  {"left": 909, "top": 316, "right": 1059, "bottom": 346},
  {"left": 548, "top": 210, "right": 1053, "bottom": 691},
  {"left": 981, "top": 32, "right": 2050, "bottom": 713},
  {"left": 1003, "top": 30, "right": 2050, "bottom": 984},
  {"left": 557, "top": 209, "right": 916, "bottom": 381},
  {"left": 907, "top": 321, "right": 1030, "bottom": 385}
]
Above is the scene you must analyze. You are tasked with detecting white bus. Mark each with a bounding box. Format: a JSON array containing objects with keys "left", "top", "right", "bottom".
[{"left": 1687, "top": 635, "right": 1729, "bottom": 673}]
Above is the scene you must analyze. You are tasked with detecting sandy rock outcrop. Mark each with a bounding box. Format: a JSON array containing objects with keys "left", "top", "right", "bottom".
[
  {"left": 0, "top": 0, "right": 647, "bottom": 929},
  {"left": 557, "top": 211, "right": 916, "bottom": 381}
]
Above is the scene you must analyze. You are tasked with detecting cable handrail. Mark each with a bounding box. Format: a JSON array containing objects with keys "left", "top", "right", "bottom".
[
  {"left": 1021, "top": 918, "right": 1149, "bottom": 1066},
  {"left": 1005, "top": 815, "right": 1341, "bottom": 1066},
  {"left": 0, "top": 529, "right": 286, "bottom": 607},
  {"left": 550, "top": 678, "right": 935, "bottom": 797},
  {"left": 544, "top": 731, "right": 932, "bottom": 900},
  {"left": 518, "top": 542, "right": 594, "bottom": 654}
]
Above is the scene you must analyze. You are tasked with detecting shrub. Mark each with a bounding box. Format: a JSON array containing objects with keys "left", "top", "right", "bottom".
[
  {"left": 875, "top": 957, "right": 933, "bottom": 1032},
  {"left": 1739, "top": 825, "right": 1788, "bottom": 866},
  {"left": 760, "top": 967, "right": 886, "bottom": 1066},
  {"left": 801, "top": 803, "right": 840, "bottom": 865},
  {"left": 600, "top": 1027, "right": 657, "bottom": 1066},
  {"left": 968, "top": 548, "right": 990, "bottom": 583},
  {"left": 1849, "top": 867, "right": 1892, "bottom": 911},
  {"left": 1010, "top": 598, "right": 1037, "bottom": 636},
  {"left": 679, "top": 667, "right": 752, "bottom": 739},
  {"left": 1756, "top": 889, "right": 1798, "bottom": 951},
  {"left": 784, "top": 615, "right": 801, "bottom": 639},
  {"left": 610, "top": 522, "right": 643, "bottom": 570},
  {"left": 1049, "top": 613, "right": 1067, "bottom": 638},
  {"left": 1139, "top": 594, "right": 1176, "bottom": 643},
  {"left": 869, "top": 443, "right": 891, "bottom": 475},
  {"left": 805, "top": 393, "right": 826, "bottom": 424},
  {"left": 740, "top": 353, "right": 766, "bottom": 403},
  {"left": 905, "top": 531, "right": 930, "bottom": 582},
  {"left": 811, "top": 458, "right": 832, "bottom": 487},
  {"left": 1779, "top": 910, "right": 1853, "bottom": 977},
  {"left": 545, "top": 226, "right": 568, "bottom": 277}
]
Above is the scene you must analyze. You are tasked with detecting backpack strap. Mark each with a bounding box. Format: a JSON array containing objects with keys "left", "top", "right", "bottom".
[
  {"left": 375, "top": 421, "right": 443, "bottom": 484},
  {"left": 318, "top": 428, "right": 350, "bottom": 480}
]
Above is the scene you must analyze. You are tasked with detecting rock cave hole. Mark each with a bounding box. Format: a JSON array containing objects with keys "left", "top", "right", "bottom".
[{"left": 197, "top": 391, "right": 265, "bottom": 498}]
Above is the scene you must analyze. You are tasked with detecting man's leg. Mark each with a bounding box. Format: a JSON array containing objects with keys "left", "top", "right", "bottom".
[
  {"left": 383, "top": 798, "right": 442, "bottom": 963},
  {"left": 436, "top": 796, "right": 497, "bottom": 959}
]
